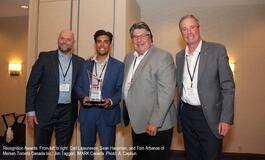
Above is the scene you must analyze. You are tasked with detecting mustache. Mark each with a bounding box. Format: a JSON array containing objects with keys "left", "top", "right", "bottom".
[{"left": 58, "top": 45, "right": 72, "bottom": 53}]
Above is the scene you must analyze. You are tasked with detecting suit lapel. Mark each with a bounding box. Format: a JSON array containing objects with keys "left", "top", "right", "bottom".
[
  {"left": 178, "top": 50, "right": 185, "bottom": 94},
  {"left": 87, "top": 60, "right": 94, "bottom": 85},
  {"left": 71, "top": 55, "right": 78, "bottom": 87},
  {"left": 131, "top": 46, "right": 154, "bottom": 84},
  {"left": 198, "top": 40, "right": 208, "bottom": 82},
  {"left": 124, "top": 54, "right": 135, "bottom": 83},
  {"left": 178, "top": 50, "right": 185, "bottom": 84},
  {"left": 102, "top": 57, "right": 112, "bottom": 92},
  {"left": 51, "top": 51, "right": 60, "bottom": 86}
]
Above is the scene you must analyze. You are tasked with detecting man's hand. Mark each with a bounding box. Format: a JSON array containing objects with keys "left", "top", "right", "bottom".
[
  {"left": 218, "top": 122, "right": 231, "bottom": 136},
  {"left": 99, "top": 98, "right": 111, "bottom": 108},
  {"left": 146, "top": 123, "right": 158, "bottom": 136},
  {"left": 83, "top": 96, "right": 92, "bottom": 106},
  {"left": 27, "top": 115, "right": 38, "bottom": 128}
]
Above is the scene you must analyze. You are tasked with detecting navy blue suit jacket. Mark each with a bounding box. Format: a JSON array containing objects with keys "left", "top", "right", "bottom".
[
  {"left": 75, "top": 57, "right": 124, "bottom": 126},
  {"left": 26, "top": 50, "right": 84, "bottom": 121}
]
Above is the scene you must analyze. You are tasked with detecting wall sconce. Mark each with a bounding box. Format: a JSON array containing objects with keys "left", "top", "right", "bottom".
[
  {"left": 229, "top": 63, "right": 235, "bottom": 73},
  {"left": 8, "top": 63, "right": 22, "bottom": 76}
]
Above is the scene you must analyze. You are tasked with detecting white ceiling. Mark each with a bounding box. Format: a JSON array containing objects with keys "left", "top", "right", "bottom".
[
  {"left": 137, "top": 0, "right": 265, "bottom": 10},
  {"left": 0, "top": 0, "right": 29, "bottom": 17},
  {"left": 137, "top": 0, "right": 265, "bottom": 19},
  {"left": 1, "top": 0, "right": 265, "bottom": 18}
]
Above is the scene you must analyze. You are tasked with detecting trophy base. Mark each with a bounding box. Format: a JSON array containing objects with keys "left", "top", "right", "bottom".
[{"left": 87, "top": 100, "right": 104, "bottom": 105}]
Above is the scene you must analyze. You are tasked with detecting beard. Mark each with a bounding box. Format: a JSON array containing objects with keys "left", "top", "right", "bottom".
[{"left": 59, "top": 45, "right": 72, "bottom": 53}]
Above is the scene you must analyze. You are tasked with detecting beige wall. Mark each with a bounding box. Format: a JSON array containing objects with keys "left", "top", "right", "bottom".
[
  {"left": 139, "top": 2, "right": 265, "bottom": 154},
  {"left": 0, "top": 16, "right": 28, "bottom": 136},
  {"left": 26, "top": 0, "right": 140, "bottom": 160},
  {"left": 77, "top": 0, "right": 114, "bottom": 59},
  {"left": 2, "top": 0, "right": 264, "bottom": 159}
]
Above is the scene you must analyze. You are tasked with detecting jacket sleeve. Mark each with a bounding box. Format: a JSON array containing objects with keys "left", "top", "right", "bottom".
[
  {"left": 107, "top": 63, "right": 124, "bottom": 110},
  {"left": 218, "top": 46, "right": 235, "bottom": 124},
  {"left": 149, "top": 53, "right": 177, "bottom": 127},
  {"left": 74, "top": 62, "right": 89, "bottom": 102},
  {"left": 25, "top": 53, "right": 45, "bottom": 113}
]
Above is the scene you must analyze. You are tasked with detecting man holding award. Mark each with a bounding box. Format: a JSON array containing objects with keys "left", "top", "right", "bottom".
[{"left": 74, "top": 30, "right": 124, "bottom": 160}]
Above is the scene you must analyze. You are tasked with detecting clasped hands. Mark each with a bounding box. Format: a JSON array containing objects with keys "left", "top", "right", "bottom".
[{"left": 82, "top": 96, "right": 111, "bottom": 108}]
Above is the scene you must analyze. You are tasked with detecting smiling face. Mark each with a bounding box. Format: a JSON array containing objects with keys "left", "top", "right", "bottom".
[
  {"left": 179, "top": 17, "right": 201, "bottom": 47},
  {"left": 57, "top": 29, "right": 75, "bottom": 54},
  {"left": 131, "top": 28, "right": 152, "bottom": 55},
  {"left": 95, "top": 35, "right": 111, "bottom": 56}
]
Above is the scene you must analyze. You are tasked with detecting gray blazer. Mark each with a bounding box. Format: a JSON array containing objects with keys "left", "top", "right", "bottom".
[
  {"left": 176, "top": 40, "right": 235, "bottom": 138},
  {"left": 121, "top": 46, "right": 177, "bottom": 134}
]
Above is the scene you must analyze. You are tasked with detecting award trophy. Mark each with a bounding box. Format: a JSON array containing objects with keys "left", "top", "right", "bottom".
[{"left": 88, "top": 71, "right": 104, "bottom": 104}]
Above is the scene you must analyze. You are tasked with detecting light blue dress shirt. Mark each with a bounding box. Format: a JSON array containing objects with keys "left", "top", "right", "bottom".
[{"left": 57, "top": 51, "right": 73, "bottom": 104}]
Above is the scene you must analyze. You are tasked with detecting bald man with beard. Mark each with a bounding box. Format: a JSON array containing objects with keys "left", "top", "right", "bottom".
[{"left": 26, "top": 29, "right": 84, "bottom": 160}]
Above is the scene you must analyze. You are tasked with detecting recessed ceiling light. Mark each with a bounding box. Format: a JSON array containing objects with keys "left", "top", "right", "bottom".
[{"left": 20, "top": 5, "right": 29, "bottom": 9}]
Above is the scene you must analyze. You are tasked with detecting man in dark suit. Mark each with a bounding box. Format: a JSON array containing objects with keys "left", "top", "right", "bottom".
[
  {"left": 121, "top": 22, "right": 176, "bottom": 160},
  {"left": 176, "top": 15, "right": 235, "bottom": 160},
  {"left": 26, "top": 29, "right": 84, "bottom": 160},
  {"left": 74, "top": 30, "right": 124, "bottom": 160}
]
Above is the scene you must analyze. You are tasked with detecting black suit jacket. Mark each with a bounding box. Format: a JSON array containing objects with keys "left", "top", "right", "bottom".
[{"left": 26, "top": 50, "right": 84, "bottom": 121}]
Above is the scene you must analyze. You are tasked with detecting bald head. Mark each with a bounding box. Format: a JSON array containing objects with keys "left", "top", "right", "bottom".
[{"left": 58, "top": 29, "right": 75, "bottom": 54}]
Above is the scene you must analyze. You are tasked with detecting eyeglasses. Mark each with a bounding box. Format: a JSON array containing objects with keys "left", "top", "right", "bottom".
[
  {"left": 180, "top": 25, "right": 199, "bottom": 32},
  {"left": 132, "top": 34, "right": 149, "bottom": 40}
]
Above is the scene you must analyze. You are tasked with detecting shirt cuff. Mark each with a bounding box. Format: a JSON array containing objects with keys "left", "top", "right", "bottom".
[
  {"left": 109, "top": 98, "right": 113, "bottom": 106},
  {"left": 107, "top": 98, "right": 113, "bottom": 108},
  {"left": 27, "top": 111, "right": 36, "bottom": 116}
]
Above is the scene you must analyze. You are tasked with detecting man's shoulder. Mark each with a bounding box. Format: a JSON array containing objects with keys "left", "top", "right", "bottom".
[
  {"left": 150, "top": 46, "right": 173, "bottom": 61},
  {"left": 72, "top": 54, "right": 85, "bottom": 62},
  {"left": 176, "top": 48, "right": 185, "bottom": 58},
  {"left": 36, "top": 50, "right": 58, "bottom": 62},
  {"left": 151, "top": 46, "right": 169, "bottom": 55},
  {"left": 109, "top": 56, "right": 124, "bottom": 67},
  {"left": 39, "top": 50, "right": 57, "bottom": 57},
  {"left": 124, "top": 52, "right": 134, "bottom": 58},
  {"left": 176, "top": 48, "right": 185, "bottom": 54},
  {"left": 204, "top": 41, "right": 225, "bottom": 50}
]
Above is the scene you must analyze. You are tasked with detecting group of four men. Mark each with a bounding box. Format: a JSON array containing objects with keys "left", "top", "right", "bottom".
[{"left": 26, "top": 14, "right": 235, "bottom": 160}]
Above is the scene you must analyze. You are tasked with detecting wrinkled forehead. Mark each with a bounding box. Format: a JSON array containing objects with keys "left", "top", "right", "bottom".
[{"left": 132, "top": 28, "right": 149, "bottom": 35}]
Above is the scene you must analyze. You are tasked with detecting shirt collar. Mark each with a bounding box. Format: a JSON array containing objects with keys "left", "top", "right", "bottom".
[
  {"left": 58, "top": 50, "right": 72, "bottom": 59},
  {"left": 185, "top": 40, "right": 202, "bottom": 56},
  {"left": 92, "top": 55, "right": 110, "bottom": 64},
  {"left": 133, "top": 49, "right": 149, "bottom": 58}
]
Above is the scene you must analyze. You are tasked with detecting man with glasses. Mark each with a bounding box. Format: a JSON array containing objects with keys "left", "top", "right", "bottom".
[
  {"left": 175, "top": 15, "right": 235, "bottom": 160},
  {"left": 121, "top": 22, "right": 176, "bottom": 160}
]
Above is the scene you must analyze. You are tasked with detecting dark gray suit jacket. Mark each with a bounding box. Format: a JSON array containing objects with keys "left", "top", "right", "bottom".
[
  {"left": 176, "top": 40, "right": 235, "bottom": 138},
  {"left": 26, "top": 50, "right": 84, "bottom": 122}
]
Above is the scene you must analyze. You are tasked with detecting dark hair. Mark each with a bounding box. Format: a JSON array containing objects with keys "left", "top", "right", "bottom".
[
  {"left": 93, "top": 30, "right": 113, "bottom": 43},
  {"left": 129, "top": 21, "right": 153, "bottom": 42}
]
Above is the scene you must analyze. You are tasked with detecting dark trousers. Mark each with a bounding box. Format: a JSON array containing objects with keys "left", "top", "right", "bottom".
[
  {"left": 132, "top": 128, "right": 173, "bottom": 160},
  {"left": 80, "top": 113, "right": 116, "bottom": 160},
  {"left": 34, "top": 104, "right": 75, "bottom": 160},
  {"left": 180, "top": 102, "right": 222, "bottom": 160}
]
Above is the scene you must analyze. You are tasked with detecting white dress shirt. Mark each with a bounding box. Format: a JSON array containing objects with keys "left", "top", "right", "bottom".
[
  {"left": 181, "top": 40, "right": 202, "bottom": 106},
  {"left": 124, "top": 50, "right": 149, "bottom": 101}
]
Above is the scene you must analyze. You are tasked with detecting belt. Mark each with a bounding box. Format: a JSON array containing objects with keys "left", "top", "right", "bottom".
[
  {"left": 57, "top": 103, "right": 71, "bottom": 106},
  {"left": 182, "top": 101, "right": 202, "bottom": 111}
]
